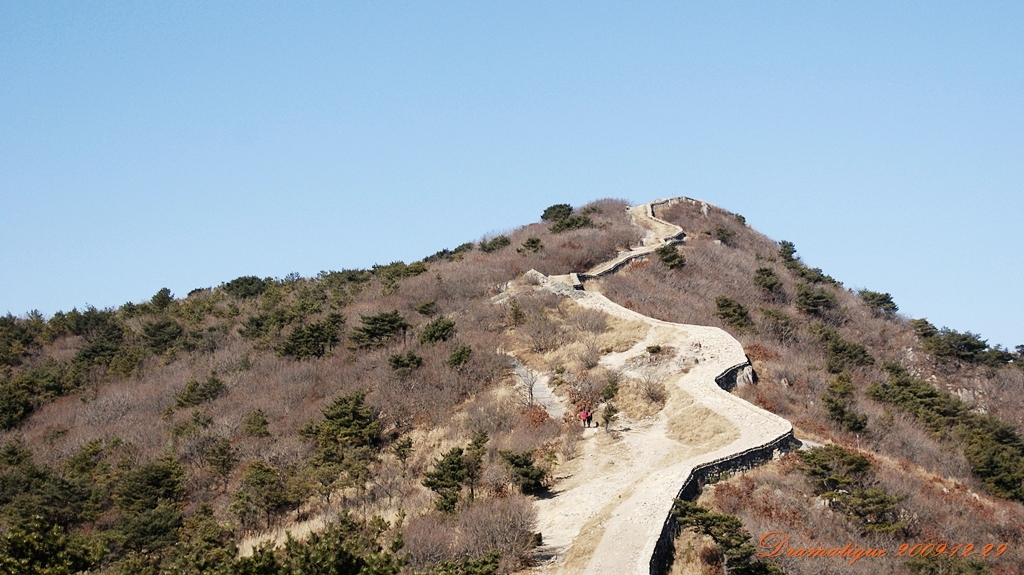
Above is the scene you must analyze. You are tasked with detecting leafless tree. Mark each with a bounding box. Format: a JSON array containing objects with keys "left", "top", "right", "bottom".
[{"left": 514, "top": 364, "right": 538, "bottom": 407}]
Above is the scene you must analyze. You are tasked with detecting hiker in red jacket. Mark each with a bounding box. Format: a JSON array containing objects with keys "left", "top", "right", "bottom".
[{"left": 580, "top": 409, "right": 589, "bottom": 428}]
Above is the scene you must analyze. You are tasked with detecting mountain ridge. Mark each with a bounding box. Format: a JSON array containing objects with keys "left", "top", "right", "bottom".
[{"left": 1, "top": 197, "right": 1022, "bottom": 575}]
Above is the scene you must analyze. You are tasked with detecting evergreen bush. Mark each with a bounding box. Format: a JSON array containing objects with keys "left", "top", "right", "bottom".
[
  {"left": 388, "top": 351, "right": 424, "bottom": 375},
  {"left": 446, "top": 345, "right": 472, "bottom": 369},
  {"left": 517, "top": 237, "right": 543, "bottom": 254},
  {"left": 753, "top": 267, "right": 783, "bottom": 298},
  {"left": 243, "top": 408, "right": 271, "bottom": 437},
  {"left": 822, "top": 373, "right": 868, "bottom": 432},
  {"left": 349, "top": 311, "right": 410, "bottom": 348},
  {"left": 419, "top": 317, "right": 455, "bottom": 344},
  {"left": 113, "top": 455, "right": 185, "bottom": 514},
  {"left": 175, "top": 373, "right": 225, "bottom": 408},
  {"left": 150, "top": 288, "right": 174, "bottom": 311},
  {"left": 655, "top": 244, "right": 686, "bottom": 269},
  {"left": 714, "top": 296, "right": 751, "bottom": 329},
  {"left": 671, "top": 500, "right": 782, "bottom": 575},
  {"left": 812, "top": 325, "right": 874, "bottom": 373},
  {"left": 794, "top": 283, "right": 837, "bottom": 316},
  {"left": 143, "top": 317, "right": 184, "bottom": 354},
  {"left": 478, "top": 236, "right": 511, "bottom": 253},
  {"left": 550, "top": 215, "right": 594, "bottom": 233},
  {"left": 499, "top": 450, "right": 545, "bottom": 494},
  {"left": 221, "top": 276, "right": 268, "bottom": 299},
  {"left": 416, "top": 300, "right": 437, "bottom": 316},
  {"left": 797, "top": 445, "right": 905, "bottom": 533},
  {"left": 279, "top": 313, "right": 345, "bottom": 359},
  {"left": 423, "top": 447, "right": 467, "bottom": 512},
  {"left": 858, "top": 290, "right": 898, "bottom": 316},
  {"left": 541, "top": 204, "right": 573, "bottom": 222}
]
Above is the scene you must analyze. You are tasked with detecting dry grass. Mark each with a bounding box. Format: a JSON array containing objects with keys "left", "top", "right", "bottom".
[
  {"left": 669, "top": 530, "right": 718, "bottom": 575},
  {"left": 8, "top": 195, "right": 1024, "bottom": 574},
  {"left": 0, "top": 198, "right": 638, "bottom": 560},
  {"left": 697, "top": 451, "right": 1024, "bottom": 575},
  {"left": 664, "top": 390, "right": 739, "bottom": 449},
  {"left": 615, "top": 375, "right": 667, "bottom": 420},
  {"left": 508, "top": 294, "right": 646, "bottom": 375}
]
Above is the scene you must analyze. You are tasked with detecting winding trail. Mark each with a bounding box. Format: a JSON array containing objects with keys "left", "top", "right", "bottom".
[
  {"left": 517, "top": 199, "right": 793, "bottom": 575},
  {"left": 511, "top": 359, "right": 566, "bottom": 420}
]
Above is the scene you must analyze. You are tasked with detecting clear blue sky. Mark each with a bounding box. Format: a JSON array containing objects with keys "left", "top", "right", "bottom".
[{"left": 2, "top": 2, "right": 1021, "bottom": 348}]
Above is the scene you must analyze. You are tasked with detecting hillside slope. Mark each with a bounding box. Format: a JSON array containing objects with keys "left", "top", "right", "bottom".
[
  {"left": 499, "top": 203, "right": 791, "bottom": 574},
  {"left": 1, "top": 197, "right": 1022, "bottom": 575}
]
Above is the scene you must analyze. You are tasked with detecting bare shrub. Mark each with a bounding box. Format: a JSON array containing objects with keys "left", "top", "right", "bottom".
[
  {"left": 456, "top": 495, "right": 537, "bottom": 573},
  {"left": 368, "top": 455, "right": 411, "bottom": 510},
  {"left": 404, "top": 496, "right": 536, "bottom": 573},
  {"left": 82, "top": 390, "right": 132, "bottom": 426},
  {"left": 516, "top": 290, "right": 562, "bottom": 317},
  {"left": 697, "top": 544, "right": 723, "bottom": 571},
  {"left": 520, "top": 313, "right": 562, "bottom": 352},
  {"left": 640, "top": 374, "right": 667, "bottom": 404},
  {"left": 465, "top": 390, "right": 518, "bottom": 438},
  {"left": 575, "top": 337, "right": 601, "bottom": 370},
  {"left": 404, "top": 514, "right": 457, "bottom": 569},
  {"left": 567, "top": 374, "right": 603, "bottom": 411},
  {"left": 560, "top": 424, "right": 581, "bottom": 461},
  {"left": 481, "top": 459, "right": 512, "bottom": 495},
  {"left": 503, "top": 413, "right": 560, "bottom": 453},
  {"left": 568, "top": 306, "right": 607, "bottom": 333}
]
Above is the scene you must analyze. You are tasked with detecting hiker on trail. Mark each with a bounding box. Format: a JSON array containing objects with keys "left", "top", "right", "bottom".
[
  {"left": 585, "top": 410, "right": 594, "bottom": 428},
  {"left": 580, "top": 409, "right": 589, "bottom": 428}
]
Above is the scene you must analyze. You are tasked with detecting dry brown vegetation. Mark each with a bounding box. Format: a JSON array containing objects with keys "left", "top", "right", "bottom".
[
  {"left": 4, "top": 196, "right": 1023, "bottom": 575},
  {"left": 0, "top": 199, "right": 639, "bottom": 573},
  {"left": 603, "top": 199, "right": 1024, "bottom": 459},
  {"left": 594, "top": 199, "right": 1024, "bottom": 574},
  {"left": 697, "top": 452, "right": 1024, "bottom": 575}
]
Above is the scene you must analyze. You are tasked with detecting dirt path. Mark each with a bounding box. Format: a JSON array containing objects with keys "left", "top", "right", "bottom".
[
  {"left": 511, "top": 359, "right": 566, "bottom": 420},
  {"left": 583, "top": 202, "right": 684, "bottom": 278},
  {"left": 522, "top": 201, "right": 792, "bottom": 575}
]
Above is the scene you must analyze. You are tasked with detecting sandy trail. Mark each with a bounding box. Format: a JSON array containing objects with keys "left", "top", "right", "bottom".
[
  {"left": 512, "top": 360, "right": 566, "bottom": 421},
  {"left": 521, "top": 201, "right": 792, "bottom": 575},
  {"left": 583, "top": 202, "right": 684, "bottom": 278}
]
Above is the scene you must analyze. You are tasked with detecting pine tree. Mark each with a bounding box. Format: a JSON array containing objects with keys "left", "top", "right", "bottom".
[
  {"left": 349, "top": 311, "right": 410, "bottom": 348},
  {"left": 714, "top": 296, "right": 751, "bottom": 329},
  {"left": 204, "top": 437, "right": 237, "bottom": 492},
  {"left": 242, "top": 408, "right": 271, "bottom": 438},
  {"left": 446, "top": 345, "right": 473, "bottom": 369},
  {"left": 463, "top": 430, "right": 488, "bottom": 500},
  {"left": 753, "top": 267, "right": 783, "bottom": 298},
  {"left": 499, "top": 450, "right": 545, "bottom": 493},
  {"left": 419, "top": 317, "right": 455, "bottom": 344},
  {"left": 655, "top": 244, "right": 686, "bottom": 269},
  {"left": 423, "top": 447, "right": 467, "bottom": 512}
]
